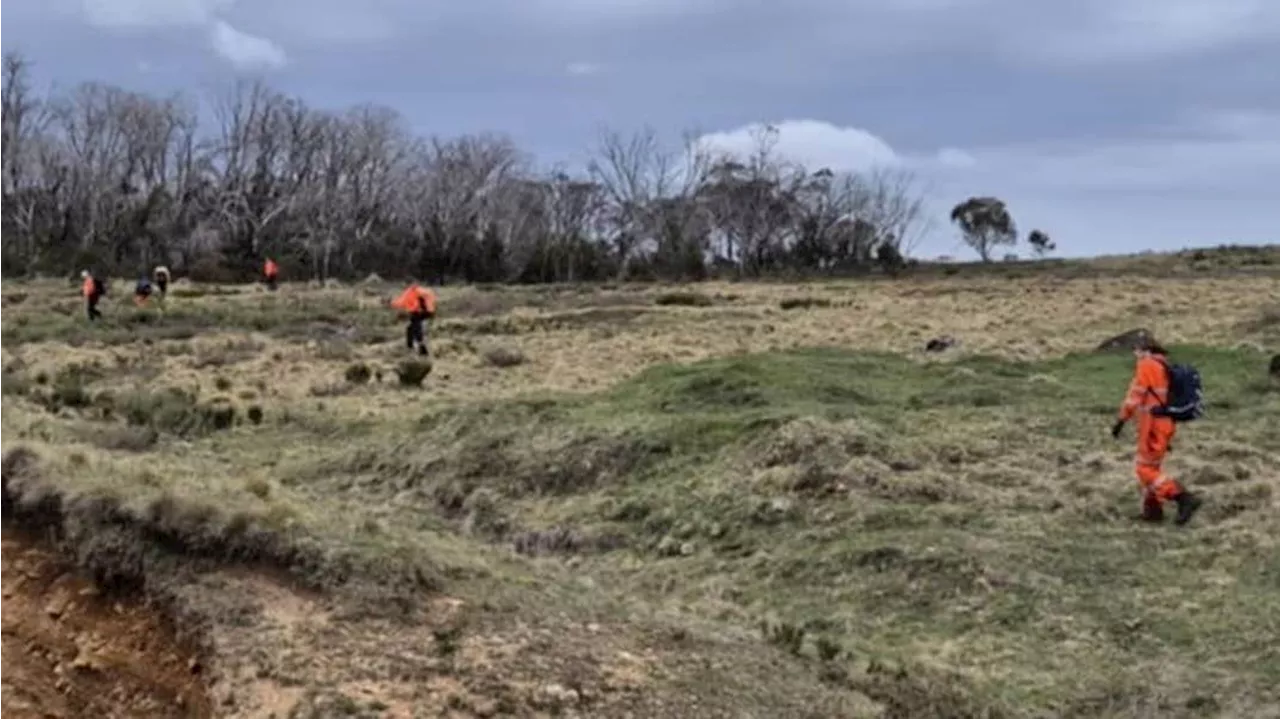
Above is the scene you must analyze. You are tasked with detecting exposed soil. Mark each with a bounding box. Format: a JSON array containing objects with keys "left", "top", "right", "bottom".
[{"left": 1, "top": 528, "right": 214, "bottom": 719}]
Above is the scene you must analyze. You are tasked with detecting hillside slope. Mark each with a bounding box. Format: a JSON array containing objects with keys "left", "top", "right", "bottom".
[{"left": 3, "top": 255, "right": 1279, "bottom": 718}]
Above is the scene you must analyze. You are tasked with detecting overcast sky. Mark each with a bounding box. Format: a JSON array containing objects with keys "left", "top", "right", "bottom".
[{"left": 4, "top": 0, "right": 1278, "bottom": 258}]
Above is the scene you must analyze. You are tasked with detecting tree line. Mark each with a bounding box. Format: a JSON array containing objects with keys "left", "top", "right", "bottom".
[{"left": 1, "top": 52, "right": 1049, "bottom": 283}]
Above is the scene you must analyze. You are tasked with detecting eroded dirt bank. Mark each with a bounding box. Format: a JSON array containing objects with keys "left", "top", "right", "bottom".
[{"left": 2, "top": 527, "right": 214, "bottom": 718}]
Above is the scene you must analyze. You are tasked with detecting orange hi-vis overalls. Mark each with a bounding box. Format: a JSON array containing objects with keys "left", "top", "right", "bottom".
[{"left": 1118, "top": 355, "right": 1185, "bottom": 505}]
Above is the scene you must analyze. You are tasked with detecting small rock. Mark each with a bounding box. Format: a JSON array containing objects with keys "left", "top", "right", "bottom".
[
  {"left": 537, "top": 683, "right": 580, "bottom": 708},
  {"left": 71, "top": 650, "right": 102, "bottom": 672},
  {"left": 656, "top": 536, "right": 681, "bottom": 557},
  {"left": 44, "top": 592, "right": 71, "bottom": 619},
  {"left": 679, "top": 541, "right": 695, "bottom": 556},
  {"left": 472, "top": 697, "right": 499, "bottom": 718}
]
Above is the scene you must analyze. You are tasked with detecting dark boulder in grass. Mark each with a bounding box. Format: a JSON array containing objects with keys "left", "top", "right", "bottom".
[
  {"left": 1096, "top": 328, "right": 1154, "bottom": 353},
  {"left": 925, "top": 336, "right": 958, "bottom": 353}
]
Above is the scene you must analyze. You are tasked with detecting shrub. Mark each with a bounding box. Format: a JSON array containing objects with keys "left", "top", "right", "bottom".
[
  {"left": 85, "top": 425, "right": 160, "bottom": 452},
  {"left": 482, "top": 346, "right": 526, "bottom": 368},
  {"left": 245, "top": 478, "right": 271, "bottom": 499},
  {"left": 760, "top": 619, "right": 806, "bottom": 656},
  {"left": 395, "top": 360, "right": 432, "bottom": 387},
  {"left": 214, "top": 376, "right": 233, "bottom": 391},
  {"left": 42, "top": 365, "right": 97, "bottom": 412},
  {"left": 655, "top": 291, "right": 713, "bottom": 307},
  {"left": 309, "top": 382, "right": 353, "bottom": 397},
  {"left": 779, "top": 297, "right": 832, "bottom": 311},
  {"left": 815, "top": 636, "right": 843, "bottom": 662},
  {"left": 247, "top": 405, "right": 265, "bottom": 425},
  {"left": 119, "top": 388, "right": 236, "bottom": 437},
  {"left": 316, "top": 340, "right": 355, "bottom": 361},
  {"left": 344, "top": 362, "right": 373, "bottom": 384},
  {"left": 2, "top": 371, "right": 31, "bottom": 396}
]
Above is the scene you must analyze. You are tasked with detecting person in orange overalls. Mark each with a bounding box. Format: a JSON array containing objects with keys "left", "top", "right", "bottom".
[
  {"left": 263, "top": 258, "right": 279, "bottom": 291},
  {"left": 1111, "top": 337, "right": 1203, "bottom": 525},
  {"left": 80, "top": 270, "right": 104, "bottom": 321},
  {"left": 390, "top": 284, "right": 437, "bottom": 356}
]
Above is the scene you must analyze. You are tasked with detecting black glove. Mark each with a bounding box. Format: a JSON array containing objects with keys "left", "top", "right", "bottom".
[{"left": 1111, "top": 420, "right": 1125, "bottom": 439}]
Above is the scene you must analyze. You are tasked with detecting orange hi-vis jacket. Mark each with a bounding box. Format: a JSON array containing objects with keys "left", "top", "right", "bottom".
[
  {"left": 82, "top": 275, "right": 97, "bottom": 298},
  {"left": 391, "top": 285, "right": 437, "bottom": 316},
  {"left": 1118, "top": 355, "right": 1169, "bottom": 423},
  {"left": 264, "top": 259, "right": 279, "bottom": 278}
]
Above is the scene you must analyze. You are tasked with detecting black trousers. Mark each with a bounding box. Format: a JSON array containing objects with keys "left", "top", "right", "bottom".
[
  {"left": 86, "top": 296, "right": 102, "bottom": 321},
  {"left": 406, "top": 313, "right": 430, "bottom": 355}
]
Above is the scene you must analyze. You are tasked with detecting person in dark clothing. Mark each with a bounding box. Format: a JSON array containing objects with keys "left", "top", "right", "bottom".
[
  {"left": 81, "top": 270, "right": 104, "bottom": 321},
  {"left": 391, "top": 284, "right": 437, "bottom": 356},
  {"left": 134, "top": 276, "right": 154, "bottom": 307}
]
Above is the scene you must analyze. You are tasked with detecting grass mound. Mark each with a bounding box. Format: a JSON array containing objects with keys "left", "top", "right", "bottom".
[{"left": 282, "top": 344, "right": 1278, "bottom": 713}]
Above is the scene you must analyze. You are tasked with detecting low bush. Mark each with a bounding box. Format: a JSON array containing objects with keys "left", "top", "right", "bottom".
[{"left": 395, "top": 360, "right": 432, "bottom": 387}]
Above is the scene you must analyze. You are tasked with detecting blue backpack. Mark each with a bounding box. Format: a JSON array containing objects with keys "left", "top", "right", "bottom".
[{"left": 1154, "top": 360, "right": 1204, "bottom": 423}]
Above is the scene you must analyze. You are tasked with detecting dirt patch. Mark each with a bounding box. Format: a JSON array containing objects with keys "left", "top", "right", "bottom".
[{"left": 1, "top": 528, "right": 214, "bottom": 719}]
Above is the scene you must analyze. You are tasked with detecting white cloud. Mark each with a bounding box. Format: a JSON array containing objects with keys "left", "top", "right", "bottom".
[
  {"left": 697, "top": 120, "right": 899, "bottom": 172},
  {"left": 74, "top": 0, "right": 287, "bottom": 70},
  {"left": 80, "top": 0, "right": 231, "bottom": 28},
  {"left": 210, "top": 20, "right": 287, "bottom": 70}
]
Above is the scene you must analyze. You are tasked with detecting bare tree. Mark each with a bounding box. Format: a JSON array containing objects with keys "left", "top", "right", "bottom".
[{"left": 3, "top": 54, "right": 941, "bottom": 283}]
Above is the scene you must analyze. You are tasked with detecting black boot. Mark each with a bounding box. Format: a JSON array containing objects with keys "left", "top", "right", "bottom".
[{"left": 1174, "top": 491, "right": 1203, "bottom": 526}]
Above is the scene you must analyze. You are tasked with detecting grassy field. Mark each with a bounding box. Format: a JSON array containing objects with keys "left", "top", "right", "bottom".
[{"left": 3, "top": 246, "right": 1280, "bottom": 718}]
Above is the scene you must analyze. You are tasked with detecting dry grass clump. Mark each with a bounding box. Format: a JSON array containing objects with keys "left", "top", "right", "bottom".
[
  {"left": 344, "top": 362, "right": 373, "bottom": 384},
  {"left": 482, "top": 346, "right": 526, "bottom": 368},
  {"left": 117, "top": 388, "right": 237, "bottom": 437},
  {"left": 654, "top": 291, "right": 714, "bottom": 307}
]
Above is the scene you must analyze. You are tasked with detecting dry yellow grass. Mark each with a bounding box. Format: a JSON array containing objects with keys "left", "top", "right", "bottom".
[{"left": 3, "top": 250, "right": 1279, "bottom": 717}]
